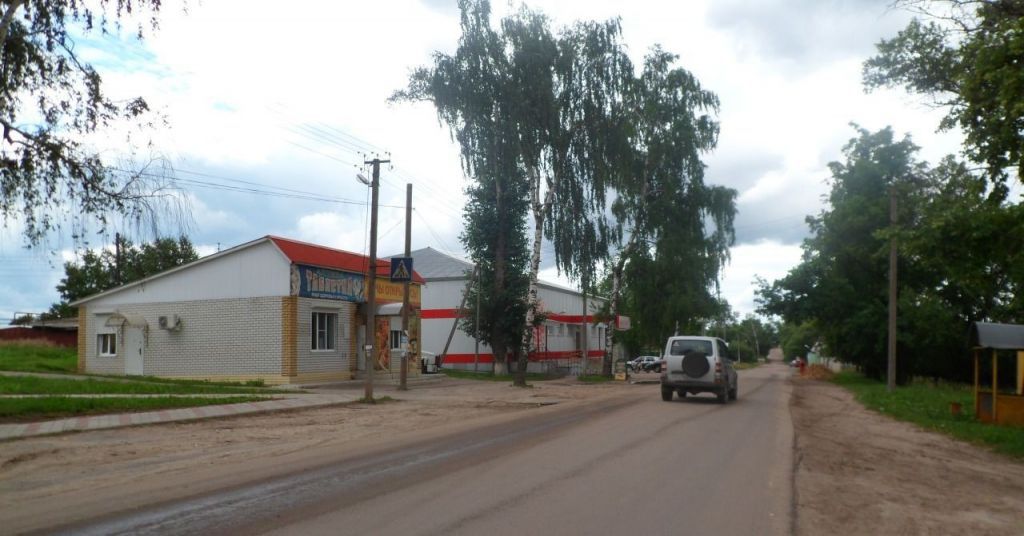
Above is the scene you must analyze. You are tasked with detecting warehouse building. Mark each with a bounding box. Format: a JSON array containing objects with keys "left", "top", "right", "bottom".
[
  {"left": 407, "top": 247, "right": 626, "bottom": 374},
  {"left": 72, "top": 236, "right": 423, "bottom": 385}
]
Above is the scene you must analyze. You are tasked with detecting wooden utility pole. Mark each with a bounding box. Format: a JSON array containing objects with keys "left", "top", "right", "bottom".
[
  {"left": 363, "top": 157, "right": 389, "bottom": 402},
  {"left": 887, "top": 185, "right": 898, "bottom": 392},
  {"left": 399, "top": 183, "right": 412, "bottom": 391}
]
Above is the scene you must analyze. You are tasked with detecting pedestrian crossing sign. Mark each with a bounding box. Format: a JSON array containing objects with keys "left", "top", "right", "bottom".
[{"left": 390, "top": 257, "right": 413, "bottom": 282}]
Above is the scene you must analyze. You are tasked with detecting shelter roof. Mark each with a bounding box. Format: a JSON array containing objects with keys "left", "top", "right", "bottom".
[{"left": 970, "top": 322, "right": 1024, "bottom": 350}]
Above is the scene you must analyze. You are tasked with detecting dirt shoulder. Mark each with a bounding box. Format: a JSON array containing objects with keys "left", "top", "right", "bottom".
[
  {"left": 792, "top": 378, "right": 1024, "bottom": 535},
  {"left": 0, "top": 377, "right": 631, "bottom": 533}
]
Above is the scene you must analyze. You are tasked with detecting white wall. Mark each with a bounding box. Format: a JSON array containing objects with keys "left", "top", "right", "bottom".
[
  {"left": 83, "top": 296, "right": 283, "bottom": 378},
  {"left": 419, "top": 277, "right": 608, "bottom": 371},
  {"left": 86, "top": 240, "right": 291, "bottom": 308},
  {"left": 296, "top": 297, "right": 356, "bottom": 374}
]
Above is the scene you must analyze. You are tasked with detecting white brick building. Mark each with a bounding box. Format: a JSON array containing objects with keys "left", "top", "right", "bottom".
[{"left": 72, "top": 236, "right": 423, "bottom": 385}]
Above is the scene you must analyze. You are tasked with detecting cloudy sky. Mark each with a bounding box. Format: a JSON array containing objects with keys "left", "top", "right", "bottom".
[{"left": 0, "top": 0, "right": 970, "bottom": 323}]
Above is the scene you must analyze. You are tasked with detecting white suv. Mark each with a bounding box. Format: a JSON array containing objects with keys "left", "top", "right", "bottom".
[{"left": 659, "top": 336, "right": 737, "bottom": 403}]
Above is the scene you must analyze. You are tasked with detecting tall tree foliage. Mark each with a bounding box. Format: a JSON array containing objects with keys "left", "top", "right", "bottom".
[
  {"left": 606, "top": 49, "right": 737, "bottom": 359},
  {"left": 393, "top": 0, "right": 533, "bottom": 383},
  {"left": 758, "top": 127, "right": 923, "bottom": 381},
  {"left": 396, "top": 1, "right": 637, "bottom": 382},
  {"left": 864, "top": 0, "right": 1024, "bottom": 182},
  {"left": 759, "top": 126, "right": 1023, "bottom": 382},
  {"left": 46, "top": 235, "right": 199, "bottom": 318},
  {"left": 0, "top": 0, "right": 187, "bottom": 247}
]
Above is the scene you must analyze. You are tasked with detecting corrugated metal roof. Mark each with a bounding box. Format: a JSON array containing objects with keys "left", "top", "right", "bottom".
[
  {"left": 970, "top": 322, "right": 1024, "bottom": 350},
  {"left": 402, "top": 247, "right": 474, "bottom": 280},
  {"left": 396, "top": 247, "right": 595, "bottom": 298},
  {"left": 271, "top": 236, "right": 424, "bottom": 283}
]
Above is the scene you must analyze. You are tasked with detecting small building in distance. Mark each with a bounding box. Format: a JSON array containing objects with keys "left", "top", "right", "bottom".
[{"left": 71, "top": 236, "right": 424, "bottom": 385}]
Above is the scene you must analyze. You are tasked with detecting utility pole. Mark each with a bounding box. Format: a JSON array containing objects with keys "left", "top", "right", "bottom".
[
  {"left": 363, "top": 157, "right": 389, "bottom": 402},
  {"left": 399, "top": 183, "right": 412, "bottom": 391},
  {"left": 887, "top": 185, "right": 898, "bottom": 392},
  {"left": 581, "top": 288, "right": 588, "bottom": 377},
  {"left": 474, "top": 279, "right": 480, "bottom": 373}
]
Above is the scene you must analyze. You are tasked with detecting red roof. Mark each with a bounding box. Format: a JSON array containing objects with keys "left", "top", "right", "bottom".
[{"left": 268, "top": 236, "right": 424, "bottom": 283}]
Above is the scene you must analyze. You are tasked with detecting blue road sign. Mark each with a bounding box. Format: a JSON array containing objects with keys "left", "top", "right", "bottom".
[{"left": 390, "top": 257, "right": 413, "bottom": 282}]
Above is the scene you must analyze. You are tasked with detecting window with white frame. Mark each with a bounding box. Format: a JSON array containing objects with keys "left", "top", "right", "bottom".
[
  {"left": 390, "top": 330, "right": 405, "bottom": 350},
  {"left": 98, "top": 333, "right": 117, "bottom": 357},
  {"left": 311, "top": 312, "right": 337, "bottom": 351}
]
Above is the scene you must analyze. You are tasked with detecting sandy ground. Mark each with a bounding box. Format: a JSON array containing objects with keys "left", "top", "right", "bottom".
[
  {"left": 5, "top": 370, "right": 1024, "bottom": 534},
  {"left": 0, "top": 377, "right": 628, "bottom": 532},
  {"left": 791, "top": 377, "right": 1024, "bottom": 535}
]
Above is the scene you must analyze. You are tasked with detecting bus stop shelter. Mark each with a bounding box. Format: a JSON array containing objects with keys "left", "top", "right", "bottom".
[{"left": 970, "top": 322, "right": 1024, "bottom": 426}]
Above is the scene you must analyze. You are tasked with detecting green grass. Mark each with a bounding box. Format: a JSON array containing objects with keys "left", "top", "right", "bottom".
[
  {"left": 831, "top": 371, "right": 1024, "bottom": 458},
  {"left": 0, "top": 342, "right": 76, "bottom": 373},
  {"left": 578, "top": 374, "right": 614, "bottom": 383},
  {"left": 440, "top": 369, "right": 557, "bottom": 382},
  {"left": 0, "top": 396, "right": 267, "bottom": 423},
  {"left": 734, "top": 362, "right": 761, "bottom": 370},
  {"left": 0, "top": 375, "right": 275, "bottom": 395},
  {"left": 356, "top": 395, "right": 396, "bottom": 404}
]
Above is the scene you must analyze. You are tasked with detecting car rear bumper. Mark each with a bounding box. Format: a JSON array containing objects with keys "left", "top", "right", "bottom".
[{"left": 660, "top": 376, "right": 725, "bottom": 392}]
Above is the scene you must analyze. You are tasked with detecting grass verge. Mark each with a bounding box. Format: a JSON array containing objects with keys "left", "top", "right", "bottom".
[
  {"left": 0, "top": 396, "right": 267, "bottom": 423},
  {"left": 440, "top": 369, "right": 557, "bottom": 382},
  {"left": 734, "top": 362, "right": 761, "bottom": 370},
  {"left": 578, "top": 374, "right": 614, "bottom": 383},
  {"left": 831, "top": 371, "right": 1024, "bottom": 458},
  {"left": 0, "top": 342, "right": 76, "bottom": 373},
  {"left": 0, "top": 375, "right": 274, "bottom": 395}
]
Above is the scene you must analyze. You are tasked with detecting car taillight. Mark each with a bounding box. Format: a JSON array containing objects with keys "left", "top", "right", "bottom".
[
  {"left": 660, "top": 360, "right": 667, "bottom": 373},
  {"left": 715, "top": 360, "right": 723, "bottom": 380}
]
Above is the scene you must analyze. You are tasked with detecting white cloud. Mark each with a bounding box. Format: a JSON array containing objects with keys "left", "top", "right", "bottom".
[
  {"left": 0, "top": 0, "right": 977, "bottom": 321},
  {"left": 720, "top": 240, "right": 803, "bottom": 316}
]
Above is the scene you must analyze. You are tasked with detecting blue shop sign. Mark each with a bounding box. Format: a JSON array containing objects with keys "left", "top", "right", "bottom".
[{"left": 294, "top": 265, "right": 365, "bottom": 302}]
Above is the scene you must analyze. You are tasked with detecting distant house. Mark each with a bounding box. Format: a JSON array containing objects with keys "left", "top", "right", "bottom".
[
  {"left": 404, "top": 247, "right": 627, "bottom": 374},
  {"left": 71, "top": 236, "right": 424, "bottom": 385},
  {"left": 0, "top": 317, "right": 78, "bottom": 347}
]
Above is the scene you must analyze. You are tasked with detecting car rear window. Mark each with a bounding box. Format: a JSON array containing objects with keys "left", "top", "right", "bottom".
[{"left": 669, "top": 339, "right": 713, "bottom": 356}]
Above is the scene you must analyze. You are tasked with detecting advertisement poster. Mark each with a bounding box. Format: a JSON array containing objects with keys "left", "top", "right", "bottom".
[
  {"left": 375, "top": 317, "right": 390, "bottom": 371},
  {"left": 294, "top": 265, "right": 365, "bottom": 302}
]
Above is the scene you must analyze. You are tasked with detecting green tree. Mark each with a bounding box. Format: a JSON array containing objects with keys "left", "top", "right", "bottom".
[
  {"left": 777, "top": 320, "right": 819, "bottom": 362},
  {"left": 758, "top": 125, "right": 1023, "bottom": 383},
  {"left": 1, "top": 0, "right": 187, "bottom": 246},
  {"left": 46, "top": 236, "right": 198, "bottom": 318},
  {"left": 864, "top": 1, "right": 1024, "bottom": 182},
  {"left": 393, "top": 0, "right": 533, "bottom": 384},
  {"left": 758, "top": 126, "right": 924, "bottom": 381},
  {"left": 604, "top": 49, "right": 736, "bottom": 364}
]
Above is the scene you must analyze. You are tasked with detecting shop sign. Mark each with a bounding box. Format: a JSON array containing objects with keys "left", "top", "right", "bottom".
[
  {"left": 375, "top": 279, "right": 422, "bottom": 307},
  {"left": 294, "top": 265, "right": 365, "bottom": 302}
]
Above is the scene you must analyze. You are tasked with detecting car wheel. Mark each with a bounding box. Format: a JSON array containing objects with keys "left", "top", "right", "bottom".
[
  {"left": 661, "top": 386, "right": 673, "bottom": 401},
  {"left": 717, "top": 386, "right": 728, "bottom": 404},
  {"left": 729, "top": 383, "right": 738, "bottom": 400}
]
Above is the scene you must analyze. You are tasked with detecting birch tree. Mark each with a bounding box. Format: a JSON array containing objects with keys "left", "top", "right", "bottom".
[{"left": 1, "top": 0, "right": 188, "bottom": 247}]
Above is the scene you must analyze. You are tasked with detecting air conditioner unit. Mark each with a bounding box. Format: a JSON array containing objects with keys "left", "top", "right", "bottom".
[{"left": 158, "top": 315, "right": 182, "bottom": 330}]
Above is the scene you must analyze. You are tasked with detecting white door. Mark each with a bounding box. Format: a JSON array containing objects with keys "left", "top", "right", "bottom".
[{"left": 124, "top": 327, "right": 144, "bottom": 375}]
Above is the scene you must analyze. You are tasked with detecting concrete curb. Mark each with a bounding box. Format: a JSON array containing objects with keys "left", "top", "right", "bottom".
[{"left": 0, "top": 394, "right": 360, "bottom": 441}]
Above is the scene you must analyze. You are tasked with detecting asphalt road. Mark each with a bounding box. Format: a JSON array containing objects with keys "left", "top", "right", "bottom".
[{"left": 50, "top": 364, "right": 794, "bottom": 536}]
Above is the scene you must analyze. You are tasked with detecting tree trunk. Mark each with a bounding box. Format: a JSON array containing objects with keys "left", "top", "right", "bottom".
[
  {"left": 520, "top": 167, "right": 552, "bottom": 387},
  {"left": 494, "top": 174, "right": 509, "bottom": 378},
  {"left": 603, "top": 238, "right": 636, "bottom": 376}
]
